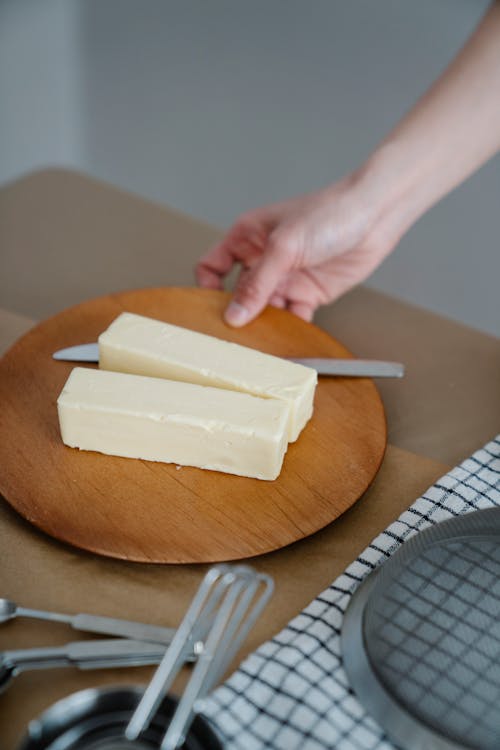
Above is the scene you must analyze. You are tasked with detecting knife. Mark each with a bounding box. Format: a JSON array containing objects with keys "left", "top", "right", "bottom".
[{"left": 53, "top": 343, "right": 404, "bottom": 378}]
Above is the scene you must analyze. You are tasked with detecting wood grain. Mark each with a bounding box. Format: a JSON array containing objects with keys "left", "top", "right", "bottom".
[{"left": 0, "top": 287, "right": 386, "bottom": 563}]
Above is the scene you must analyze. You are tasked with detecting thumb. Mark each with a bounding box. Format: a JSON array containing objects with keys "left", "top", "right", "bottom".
[{"left": 224, "top": 238, "right": 291, "bottom": 327}]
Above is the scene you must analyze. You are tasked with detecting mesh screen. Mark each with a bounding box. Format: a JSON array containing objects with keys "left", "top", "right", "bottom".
[{"left": 363, "top": 538, "right": 500, "bottom": 749}]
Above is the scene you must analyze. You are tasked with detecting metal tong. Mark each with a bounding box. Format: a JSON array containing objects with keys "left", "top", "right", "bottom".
[{"left": 125, "top": 564, "right": 273, "bottom": 750}]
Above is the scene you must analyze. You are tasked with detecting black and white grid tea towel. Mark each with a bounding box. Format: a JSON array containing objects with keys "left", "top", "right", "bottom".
[{"left": 203, "top": 435, "right": 500, "bottom": 750}]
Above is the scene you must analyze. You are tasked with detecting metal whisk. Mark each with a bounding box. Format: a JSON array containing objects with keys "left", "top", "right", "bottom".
[{"left": 125, "top": 564, "right": 273, "bottom": 750}]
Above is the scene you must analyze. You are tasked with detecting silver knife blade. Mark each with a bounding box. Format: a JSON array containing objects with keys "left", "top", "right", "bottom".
[
  {"left": 53, "top": 343, "right": 404, "bottom": 378},
  {"left": 53, "top": 343, "right": 99, "bottom": 362}
]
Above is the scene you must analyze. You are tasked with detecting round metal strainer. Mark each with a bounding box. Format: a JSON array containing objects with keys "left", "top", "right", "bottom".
[{"left": 342, "top": 508, "right": 500, "bottom": 750}]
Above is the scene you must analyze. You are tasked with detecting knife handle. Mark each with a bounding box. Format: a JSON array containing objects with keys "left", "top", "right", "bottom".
[{"left": 289, "top": 358, "right": 405, "bottom": 378}]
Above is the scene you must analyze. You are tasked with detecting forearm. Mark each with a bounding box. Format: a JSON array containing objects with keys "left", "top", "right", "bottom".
[{"left": 356, "top": 1, "right": 500, "bottom": 243}]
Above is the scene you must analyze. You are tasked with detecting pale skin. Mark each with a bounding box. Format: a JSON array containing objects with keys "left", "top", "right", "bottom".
[{"left": 196, "top": 2, "right": 500, "bottom": 326}]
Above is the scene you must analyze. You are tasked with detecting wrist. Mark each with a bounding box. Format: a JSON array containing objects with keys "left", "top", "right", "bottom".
[{"left": 353, "top": 140, "right": 430, "bottom": 247}]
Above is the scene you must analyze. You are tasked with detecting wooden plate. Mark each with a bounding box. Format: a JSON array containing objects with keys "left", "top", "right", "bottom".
[{"left": 0, "top": 287, "right": 386, "bottom": 563}]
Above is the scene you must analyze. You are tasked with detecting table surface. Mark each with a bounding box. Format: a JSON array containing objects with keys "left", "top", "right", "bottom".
[{"left": 0, "top": 168, "right": 498, "bottom": 749}]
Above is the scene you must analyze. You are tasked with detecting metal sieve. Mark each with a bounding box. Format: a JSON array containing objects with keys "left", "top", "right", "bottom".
[{"left": 342, "top": 508, "right": 500, "bottom": 750}]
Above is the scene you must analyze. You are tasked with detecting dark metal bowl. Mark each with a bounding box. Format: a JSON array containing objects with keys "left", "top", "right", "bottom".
[{"left": 18, "top": 685, "right": 222, "bottom": 750}]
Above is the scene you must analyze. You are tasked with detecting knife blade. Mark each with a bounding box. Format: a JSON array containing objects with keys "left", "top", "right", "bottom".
[{"left": 53, "top": 343, "right": 404, "bottom": 378}]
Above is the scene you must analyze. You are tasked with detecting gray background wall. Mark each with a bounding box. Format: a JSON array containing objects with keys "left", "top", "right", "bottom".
[{"left": 1, "top": 0, "right": 498, "bottom": 336}]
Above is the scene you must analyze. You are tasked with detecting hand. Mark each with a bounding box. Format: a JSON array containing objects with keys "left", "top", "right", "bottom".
[
  {"left": 196, "top": 3, "right": 500, "bottom": 327},
  {"left": 196, "top": 174, "right": 397, "bottom": 326}
]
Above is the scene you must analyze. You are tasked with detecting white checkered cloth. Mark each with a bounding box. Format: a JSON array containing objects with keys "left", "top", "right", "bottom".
[{"left": 202, "top": 435, "right": 500, "bottom": 750}]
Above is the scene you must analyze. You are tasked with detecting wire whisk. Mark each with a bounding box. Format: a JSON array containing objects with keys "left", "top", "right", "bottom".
[{"left": 125, "top": 564, "right": 274, "bottom": 750}]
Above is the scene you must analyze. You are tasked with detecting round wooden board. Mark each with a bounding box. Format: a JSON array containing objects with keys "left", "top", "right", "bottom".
[{"left": 0, "top": 287, "right": 386, "bottom": 563}]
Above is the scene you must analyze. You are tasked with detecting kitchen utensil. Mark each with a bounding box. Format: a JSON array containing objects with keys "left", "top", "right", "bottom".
[
  {"left": 341, "top": 508, "right": 500, "bottom": 750},
  {"left": 290, "top": 357, "right": 404, "bottom": 377},
  {"left": 18, "top": 564, "right": 272, "bottom": 750},
  {"left": 0, "top": 598, "right": 176, "bottom": 645},
  {"left": 52, "top": 342, "right": 404, "bottom": 379},
  {"left": 0, "top": 639, "right": 168, "bottom": 693},
  {"left": 127, "top": 564, "right": 273, "bottom": 748},
  {"left": 0, "top": 287, "right": 386, "bottom": 563}
]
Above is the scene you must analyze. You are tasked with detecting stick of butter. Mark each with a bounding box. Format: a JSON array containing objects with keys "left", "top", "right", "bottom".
[
  {"left": 57, "top": 367, "right": 290, "bottom": 480},
  {"left": 98, "top": 313, "right": 317, "bottom": 442}
]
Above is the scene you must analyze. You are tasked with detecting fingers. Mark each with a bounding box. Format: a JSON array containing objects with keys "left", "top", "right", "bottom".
[
  {"left": 195, "top": 263, "right": 224, "bottom": 290},
  {"left": 195, "top": 228, "right": 247, "bottom": 290},
  {"left": 269, "top": 293, "right": 287, "bottom": 309},
  {"left": 196, "top": 204, "right": 321, "bottom": 326},
  {"left": 224, "top": 236, "right": 292, "bottom": 326},
  {"left": 288, "top": 301, "right": 314, "bottom": 321},
  {"left": 195, "top": 213, "right": 269, "bottom": 290}
]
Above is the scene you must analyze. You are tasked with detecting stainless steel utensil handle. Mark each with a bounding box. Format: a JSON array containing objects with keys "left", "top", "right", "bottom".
[
  {"left": 72, "top": 614, "right": 176, "bottom": 645},
  {"left": 125, "top": 566, "right": 228, "bottom": 740},
  {"left": 2, "top": 639, "right": 167, "bottom": 674},
  {"left": 16, "top": 606, "right": 71, "bottom": 624},
  {"left": 126, "top": 565, "right": 273, "bottom": 750},
  {"left": 14, "top": 605, "right": 176, "bottom": 645},
  {"left": 162, "top": 569, "right": 273, "bottom": 750},
  {"left": 289, "top": 358, "right": 405, "bottom": 378}
]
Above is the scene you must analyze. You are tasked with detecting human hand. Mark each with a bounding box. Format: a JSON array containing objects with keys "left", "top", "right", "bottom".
[
  {"left": 195, "top": 173, "right": 399, "bottom": 326},
  {"left": 196, "top": 2, "right": 500, "bottom": 327}
]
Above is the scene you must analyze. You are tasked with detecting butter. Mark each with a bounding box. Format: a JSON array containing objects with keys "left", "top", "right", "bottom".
[
  {"left": 99, "top": 313, "right": 317, "bottom": 441},
  {"left": 57, "top": 367, "right": 290, "bottom": 480}
]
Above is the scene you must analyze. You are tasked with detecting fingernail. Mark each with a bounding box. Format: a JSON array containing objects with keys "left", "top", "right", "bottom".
[{"left": 225, "top": 301, "right": 250, "bottom": 327}]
